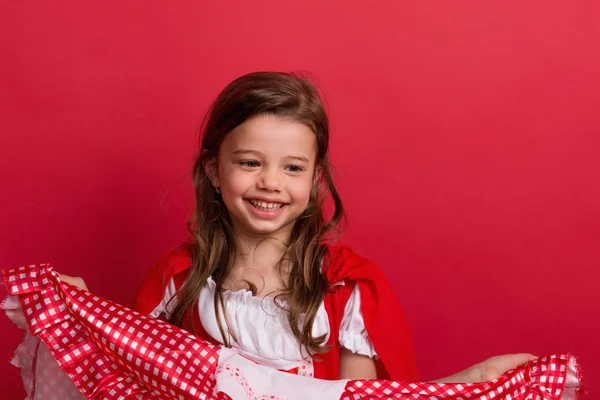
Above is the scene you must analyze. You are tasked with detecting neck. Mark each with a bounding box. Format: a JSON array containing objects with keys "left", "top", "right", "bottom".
[
  {"left": 230, "top": 224, "right": 293, "bottom": 275},
  {"left": 233, "top": 233, "right": 288, "bottom": 269}
]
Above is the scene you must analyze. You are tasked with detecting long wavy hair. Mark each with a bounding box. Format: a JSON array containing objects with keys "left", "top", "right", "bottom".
[{"left": 168, "top": 72, "right": 345, "bottom": 356}]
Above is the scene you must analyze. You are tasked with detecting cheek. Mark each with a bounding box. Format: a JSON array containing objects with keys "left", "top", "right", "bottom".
[
  {"left": 221, "top": 168, "right": 252, "bottom": 195},
  {"left": 289, "top": 178, "right": 313, "bottom": 205}
]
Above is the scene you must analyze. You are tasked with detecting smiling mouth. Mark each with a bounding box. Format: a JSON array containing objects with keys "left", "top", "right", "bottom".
[{"left": 246, "top": 199, "right": 286, "bottom": 211}]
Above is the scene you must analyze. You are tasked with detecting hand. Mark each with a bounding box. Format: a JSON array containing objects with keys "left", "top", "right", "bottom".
[
  {"left": 478, "top": 353, "right": 538, "bottom": 381},
  {"left": 59, "top": 274, "right": 89, "bottom": 291}
]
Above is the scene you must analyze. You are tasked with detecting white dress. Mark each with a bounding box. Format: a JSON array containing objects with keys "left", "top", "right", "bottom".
[{"left": 149, "top": 276, "right": 378, "bottom": 373}]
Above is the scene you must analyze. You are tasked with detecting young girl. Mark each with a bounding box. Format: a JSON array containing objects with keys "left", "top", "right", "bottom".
[{"left": 62, "top": 71, "right": 534, "bottom": 383}]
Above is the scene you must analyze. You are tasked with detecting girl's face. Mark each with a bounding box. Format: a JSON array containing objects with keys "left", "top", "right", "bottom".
[{"left": 209, "top": 114, "right": 319, "bottom": 241}]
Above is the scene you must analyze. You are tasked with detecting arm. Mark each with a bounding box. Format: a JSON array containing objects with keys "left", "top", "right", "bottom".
[
  {"left": 433, "top": 353, "right": 537, "bottom": 383},
  {"left": 339, "top": 348, "right": 377, "bottom": 379},
  {"left": 339, "top": 351, "right": 536, "bottom": 382}
]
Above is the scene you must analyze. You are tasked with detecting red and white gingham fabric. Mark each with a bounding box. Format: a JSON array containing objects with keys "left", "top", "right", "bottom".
[
  {"left": 2, "top": 263, "right": 583, "bottom": 400},
  {"left": 3, "top": 264, "right": 221, "bottom": 399},
  {"left": 341, "top": 354, "right": 581, "bottom": 399}
]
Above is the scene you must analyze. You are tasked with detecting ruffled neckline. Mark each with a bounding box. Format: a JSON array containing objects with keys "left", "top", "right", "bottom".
[{"left": 206, "top": 276, "right": 289, "bottom": 310}]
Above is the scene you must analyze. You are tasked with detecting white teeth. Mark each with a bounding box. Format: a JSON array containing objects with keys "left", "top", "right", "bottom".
[{"left": 249, "top": 200, "right": 284, "bottom": 211}]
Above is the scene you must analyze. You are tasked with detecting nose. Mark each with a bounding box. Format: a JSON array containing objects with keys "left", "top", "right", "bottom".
[{"left": 257, "top": 166, "right": 281, "bottom": 192}]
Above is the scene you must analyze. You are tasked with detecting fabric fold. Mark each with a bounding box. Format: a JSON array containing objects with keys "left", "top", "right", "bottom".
[
  {"left": 3, "top": 263, "right": 583, "bottom": 400},
  {"left": 3, "top": 264, "right": 220, "bottom": 399}
]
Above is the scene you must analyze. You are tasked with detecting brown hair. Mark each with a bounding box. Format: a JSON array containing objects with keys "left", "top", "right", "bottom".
[{"left": 168, "top": 72, "right": 345, "bottom": 356}]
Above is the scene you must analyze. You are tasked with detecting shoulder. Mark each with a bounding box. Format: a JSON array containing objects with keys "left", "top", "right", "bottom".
[
  {"left": 151, "top": 245, "right": 194, "bottom": 279},
  {"left": 325, "top": 244, "right": 375, "bottom": 266},
  {"left": 324, "top": 244, "right": 419, "bottom": 381},
  {"left": 323, "top": 244, "right": 384, "bottom": 284},
  {"left": 132, "top": 245, "right": 193, "bottom": 313}
]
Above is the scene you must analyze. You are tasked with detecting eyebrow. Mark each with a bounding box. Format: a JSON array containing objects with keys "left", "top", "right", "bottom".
[{"left": 233, "top": 149, "right": 309, "bottom": 163}]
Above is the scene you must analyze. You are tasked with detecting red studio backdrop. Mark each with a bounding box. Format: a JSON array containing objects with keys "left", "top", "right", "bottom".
[{"left": 1, "top": 1, "right": 598, "bottom": 398}]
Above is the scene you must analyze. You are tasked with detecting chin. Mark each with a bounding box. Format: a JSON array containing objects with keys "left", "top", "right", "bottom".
[
  {"left": 245, "top": 223, "right": 285, "bottom": 236},
  {"left": 241, "top": 218, "right": 296, "bottom": 237}
]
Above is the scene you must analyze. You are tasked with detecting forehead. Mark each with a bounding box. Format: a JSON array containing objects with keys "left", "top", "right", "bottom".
[{"left": 221, "top": 114, "right": 317, "bottom": 158}]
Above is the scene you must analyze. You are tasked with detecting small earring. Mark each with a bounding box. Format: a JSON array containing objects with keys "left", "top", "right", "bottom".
[{"left": 215, "top": 187, "right": 221, "bottom": 194}]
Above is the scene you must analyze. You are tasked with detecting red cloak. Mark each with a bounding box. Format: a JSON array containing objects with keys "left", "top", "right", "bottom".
[{"left": 132, "top": 244, "right": 419, "bottom": 381}]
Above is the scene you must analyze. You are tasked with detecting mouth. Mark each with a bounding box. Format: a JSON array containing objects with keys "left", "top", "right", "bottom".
[{"left": 246, "top": 199, "right": 287, "bottom": 212}]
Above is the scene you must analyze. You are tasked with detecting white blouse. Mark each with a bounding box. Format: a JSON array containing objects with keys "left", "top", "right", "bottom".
[{"left": 150, "top": 277, "right": 378, "bottom": 371}]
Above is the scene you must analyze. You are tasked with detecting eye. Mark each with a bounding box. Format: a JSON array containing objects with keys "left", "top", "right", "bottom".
[
  {"left": 240, "top": 160, "right": 260, "bottom": 168},
  {"left": 285, "top": 164, "right": 304, "bottom": 173}
]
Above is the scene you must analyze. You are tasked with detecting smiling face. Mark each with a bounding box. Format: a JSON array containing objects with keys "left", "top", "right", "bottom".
[{"left": 206, "top": 113, "right": 319, "bottom": 242}]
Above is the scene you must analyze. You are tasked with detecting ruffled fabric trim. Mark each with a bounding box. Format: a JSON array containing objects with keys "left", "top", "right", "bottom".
[
  {"left": 2, "top": 294, "right": 85, "bottom": 399},
  {"left": 338, "top": 330, "right": 379, "bottom": 358},
  {"left": 338, "top": 284, "right": 379, "bottom": 358},
  {"left": 206, "top": 276, "right": 288, "bottom": 309},
  {"left": 3, "top": 263, "right": 220, "bottom": 399}
]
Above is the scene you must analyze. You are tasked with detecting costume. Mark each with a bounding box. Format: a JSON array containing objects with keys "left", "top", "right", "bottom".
[
  {"left": 2, "top": 262, "right": 582, "bottom": 399},
  {"left": 132, "top": 244, "right": 419, "bottom": 381}
]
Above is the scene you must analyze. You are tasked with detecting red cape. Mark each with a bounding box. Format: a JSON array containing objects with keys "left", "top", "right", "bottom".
[{"left": 133, "top": 244, "right": 419, "bottom": 381}]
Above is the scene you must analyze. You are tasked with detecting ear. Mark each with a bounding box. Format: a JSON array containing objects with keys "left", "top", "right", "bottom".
[
  {"left": 203, "top": 156, "right": 220, "bottom": 188},
  {"left": 313, "top": 164, "right": 323, "bottom": 186}
]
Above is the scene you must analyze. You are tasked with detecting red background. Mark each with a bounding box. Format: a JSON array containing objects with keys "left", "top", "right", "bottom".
[{"left": 1, "top": 1, "right": 598, "bottom": 397}]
